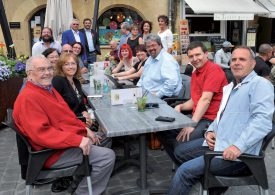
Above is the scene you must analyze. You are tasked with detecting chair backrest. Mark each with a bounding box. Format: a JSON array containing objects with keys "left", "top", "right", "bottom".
[
  {"left": 179, "top": 74, "right": 191, "bottom": 100},
  {"left": 3, "top": 109, "right": 32, "bottom": 179},
  {"left": 260, "top": 122, "right": 275, "bottom": 153}
]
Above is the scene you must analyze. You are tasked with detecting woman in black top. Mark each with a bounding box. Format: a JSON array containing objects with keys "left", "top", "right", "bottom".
[
  {"left": 52, "top": 53, "right": 92, "bottom": 125},
  {"left": 127, "top": 24, "right": 143, "bottom": 56},
  {"left": 113, "top": 44, "right": 148, "bottom": 85}
]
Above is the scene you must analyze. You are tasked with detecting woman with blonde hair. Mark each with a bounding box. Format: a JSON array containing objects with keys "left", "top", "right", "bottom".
[{"left": 52, "top": 53, "right": 92, "bottom": 126}]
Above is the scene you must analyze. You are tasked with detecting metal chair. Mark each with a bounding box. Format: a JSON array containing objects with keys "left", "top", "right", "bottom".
[
  {"left": 201, "top": 123, "right": 275, "bottom": 195},
  {"left": 3, "top": 109, "right": 93, "bottom": 195}
]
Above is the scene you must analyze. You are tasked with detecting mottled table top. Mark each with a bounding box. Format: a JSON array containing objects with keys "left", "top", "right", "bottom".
[{"left": 95, "top": 103, "right": 196, "bottom": 137}]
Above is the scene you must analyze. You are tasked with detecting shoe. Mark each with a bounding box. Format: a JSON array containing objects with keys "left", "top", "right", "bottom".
[{"left": 51, "top": 176, "right": 73, "bottom": 193}]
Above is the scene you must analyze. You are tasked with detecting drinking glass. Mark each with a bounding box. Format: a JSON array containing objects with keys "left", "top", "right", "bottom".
[{"left": 137, "top": 97, "right": 147, "bottom": 112}]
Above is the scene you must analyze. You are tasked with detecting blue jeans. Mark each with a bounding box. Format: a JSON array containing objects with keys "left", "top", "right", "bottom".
[
  {"left": 174, "top": 137, "right": 207, "bottom": 164},
  {"left": 167, "top": 155, "right": 249, "bottom": 195},
  {"left": 157, "top": 118, "right": 212, "bottom": 164}
]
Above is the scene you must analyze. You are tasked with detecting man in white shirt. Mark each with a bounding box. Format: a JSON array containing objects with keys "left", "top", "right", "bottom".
[
  {"left": 214, "top": 41, "right": 235, "bottom": 82},
  {"left": 214, "top": 41, "right": 234, "bottom": 69},
  {"left": 79, "top": 18, "right": 101, "bottom": 64},
  {"left": 32, "top": 27, "right": 61, "bottom": 56}
]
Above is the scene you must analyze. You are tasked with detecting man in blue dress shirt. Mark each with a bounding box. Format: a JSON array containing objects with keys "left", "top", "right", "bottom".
[{"left": 137, "top": 33, "right": 182, "bottom": 98}]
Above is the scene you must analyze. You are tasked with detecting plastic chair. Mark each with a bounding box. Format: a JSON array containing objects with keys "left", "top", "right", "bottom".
[
  {"left": 3, "top": 109, "right": 93, "bottom": 195},
  {"left": 201, "top": 123, "right": 275, "bottom": 195},
  {"left": 163, "top": 74, "right": 191, "bottom": 108}
]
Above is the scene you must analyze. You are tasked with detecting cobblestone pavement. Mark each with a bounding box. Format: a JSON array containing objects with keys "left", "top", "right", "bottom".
[{"left": 1, "top": 127, "right": 275, "bottom": 195}]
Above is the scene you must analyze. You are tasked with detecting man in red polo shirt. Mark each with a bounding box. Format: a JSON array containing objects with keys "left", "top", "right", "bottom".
[{"left": 158, "top": 41, "right": 227, "bottom": 164}]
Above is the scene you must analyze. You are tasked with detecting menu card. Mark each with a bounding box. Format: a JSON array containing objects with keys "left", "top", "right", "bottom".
[{"left": 111, "top": 88, "right": 142, "bottom": 105}]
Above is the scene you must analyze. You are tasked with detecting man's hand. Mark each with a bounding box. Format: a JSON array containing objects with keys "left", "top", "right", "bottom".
[
  {"left": 175, "top": 104, "right": 182, "bottom": 113},
  {"left": 86, "top": 127, "right": 101, "bottom": 145},
  {"left": 205, "top": 131, "right": 216, "bottom": 150},
  {"left": 176, "top": 126, "right": 195, "bottom": 142},
  {"left": 223, "top": 145, "right": 241, "bottom": 161},
  {"left": 79, "top": 137, "right": 92, "bottom": 155}
]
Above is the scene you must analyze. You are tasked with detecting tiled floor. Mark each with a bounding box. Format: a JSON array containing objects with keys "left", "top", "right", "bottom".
[{"left": 1, "top": 127, "right": 275, "bottom": 195}]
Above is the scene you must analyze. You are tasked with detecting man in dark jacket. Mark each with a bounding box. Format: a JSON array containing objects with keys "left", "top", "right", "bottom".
[{"left": 79, "top": 18, "right": 101, "bottom": 64}]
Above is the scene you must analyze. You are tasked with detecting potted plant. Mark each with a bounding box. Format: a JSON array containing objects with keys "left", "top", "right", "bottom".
[{"left": 0, "top": 44, "right": 27, "bottom": 125}]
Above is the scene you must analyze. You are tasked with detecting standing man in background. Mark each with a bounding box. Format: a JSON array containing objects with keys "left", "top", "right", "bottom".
[
  {"left": 80, "top": 18, "right": 101, "bottom": 64},
  {"left": 32, "top": 27, "right": 62, "bottom": 56},
  {"left": 254, "top": 43, "right": 273, "bottom": 79},
  {"left": 61, "top": 19, "right": 86, "bottom": 47},
  {"left": 118, "top": 22, "right": 131, "bottom": 55},
  {"left": 61, "top": 19, "right": 86, "bottom": 63},
  {"left": 214, "top": 41, "right": 234, "bottom": 69},
  {"left": 214, "top": 41, "right": 234, "bottom": 82}
]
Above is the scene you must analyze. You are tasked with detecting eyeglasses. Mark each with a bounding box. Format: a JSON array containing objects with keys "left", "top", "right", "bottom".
[
  {"left": 29, "top": 66, "right": 54, "bottom": 74},
  {"left": 72, "top": 23, "right": 79, "bottom": 26},
  {"left": 62, "top": 50, "right": 73, "bottom": 53},
  {"left": 63, "top": 62, "right": 77, "bottom": 67}
]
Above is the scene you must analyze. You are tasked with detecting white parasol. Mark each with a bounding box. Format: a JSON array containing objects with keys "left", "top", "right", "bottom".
[{"left": 44, "top": 0, "right": 73, "bottom": 41}]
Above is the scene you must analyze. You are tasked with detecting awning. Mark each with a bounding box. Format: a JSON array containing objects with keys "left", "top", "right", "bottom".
[
  {"left": 256, "top": 0, "right": 275, "bottom": 18},
  {"left": 185, "top": 0, "right": 269, "bottom": 20}
]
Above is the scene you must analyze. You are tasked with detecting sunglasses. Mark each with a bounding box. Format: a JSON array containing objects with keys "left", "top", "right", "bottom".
[{"left": 63, "top": 50, "right": 73, "bottom": 53}]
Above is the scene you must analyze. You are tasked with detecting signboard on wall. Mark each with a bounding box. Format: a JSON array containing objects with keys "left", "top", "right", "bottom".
[
  {"left": 179, "top": 20, "right": 190, "bottom": 54},
  {"left": 9, "top": 22, "right": 20, "bottom": 29},
  {"left": 246, "top": 28, "right": 257, "bottom": 47},
  {"left": 211, "top": 37, "right": 225, "bottom": 52},
  {"left": 214, "top": 13, "right": 254, "bottom": 21}
]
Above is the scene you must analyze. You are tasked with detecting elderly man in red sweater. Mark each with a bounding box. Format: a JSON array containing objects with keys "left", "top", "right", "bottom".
[{"left": 13, "top": 55, "right": 115, "bottom": 195}]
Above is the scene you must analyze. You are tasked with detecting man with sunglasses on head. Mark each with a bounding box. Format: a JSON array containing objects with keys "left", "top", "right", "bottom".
[
  {"left": 32, "top": 27, "right": 62, "bottom": 56},
  {"left": 62, "top": 19, "right": 86, "bottom": 46},
  {"left": 62, "top": 19, "right": 87, "bottom": 62}
]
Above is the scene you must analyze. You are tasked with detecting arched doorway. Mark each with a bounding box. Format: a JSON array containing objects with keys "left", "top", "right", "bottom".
[
  {"left": 97, "top": 7, "right": 143, "bottom": 45},
  {"left": 28, "top": 7, "right": 46, "bottom": 51}
]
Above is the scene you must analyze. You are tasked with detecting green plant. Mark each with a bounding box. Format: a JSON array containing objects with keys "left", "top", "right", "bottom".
[{"left": 0, "top": 54, "right": 28, "bottom": 81}]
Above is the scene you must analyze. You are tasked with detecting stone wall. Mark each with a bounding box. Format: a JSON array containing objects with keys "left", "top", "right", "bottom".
[{"left": 0, "top": 0, "right": 169, "bottom": 56}]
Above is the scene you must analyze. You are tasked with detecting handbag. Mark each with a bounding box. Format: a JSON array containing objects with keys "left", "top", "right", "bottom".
[{"left": 148, "top": 132, "right": 161, "bottom": 150}]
